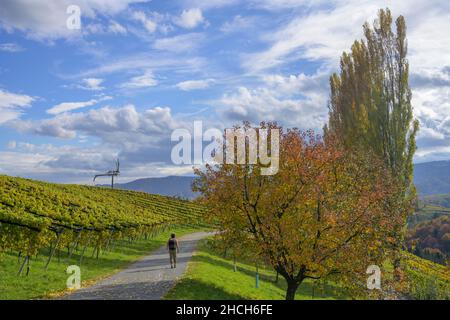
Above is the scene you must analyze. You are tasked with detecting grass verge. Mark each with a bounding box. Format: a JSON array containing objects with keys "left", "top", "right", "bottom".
[{"left": 165, "top": 239, "right": 346, "bottom": 300}]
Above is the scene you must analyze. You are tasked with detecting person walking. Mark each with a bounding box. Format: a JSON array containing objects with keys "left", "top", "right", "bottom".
[{"left": 167, "top": 233, "right": 180, "bottom": 268}]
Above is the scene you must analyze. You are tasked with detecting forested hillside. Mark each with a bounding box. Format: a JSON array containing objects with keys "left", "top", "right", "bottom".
[{"left": 406, "top": 215, "right": 450, "bottom": 266}]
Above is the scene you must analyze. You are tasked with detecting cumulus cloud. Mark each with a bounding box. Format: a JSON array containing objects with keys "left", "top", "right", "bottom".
[
  {"left": 214, "top": 71, "right": 329, "bottom": 130},
  {"left": 15, "top": 104, "right": 178, "bottom": 141},
  {"left": 0, "top": 89, "right": 34, "bottom": 124},
  {"left": 173, "top": 8, "right": 205, "bottom": 29},
  {"left": 4, "top": 104, "right": 190, "bottom": 181}
]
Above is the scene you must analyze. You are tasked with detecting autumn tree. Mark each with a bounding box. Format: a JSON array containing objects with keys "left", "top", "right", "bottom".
[
  {"left": 326, "top": 8, "right": 419, "bottom": 277},
  {"left": 194, "top": 123, "right": 401, "bottom": 300}
]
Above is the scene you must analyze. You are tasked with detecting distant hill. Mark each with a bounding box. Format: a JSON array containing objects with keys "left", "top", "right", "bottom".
[
  {"left": 105, "top": 160, "right": 450, "bottom": 199},
  {"left": 414, "top": 160, "right": 450, "bottom": 196},
  {"left": 112, "top": 176, "right": 197, "bottom": 199}
]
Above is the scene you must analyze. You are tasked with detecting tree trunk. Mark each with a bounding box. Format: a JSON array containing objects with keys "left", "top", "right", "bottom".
[{"left": 285, "top": 280, "right": 300, "bottom": 300}]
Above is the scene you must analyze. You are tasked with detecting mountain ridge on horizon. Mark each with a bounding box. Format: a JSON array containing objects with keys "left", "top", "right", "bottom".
[
  {"left": 105, "top": 160, "right": 450, "bottom": 199},
  {"left": 105, "top": 175, "right": 198, "bottom": 199}
]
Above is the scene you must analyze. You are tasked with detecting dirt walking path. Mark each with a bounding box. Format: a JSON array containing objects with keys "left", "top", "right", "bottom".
[{"left": 62, "top": 232, "right": 211, "bottom": 300}]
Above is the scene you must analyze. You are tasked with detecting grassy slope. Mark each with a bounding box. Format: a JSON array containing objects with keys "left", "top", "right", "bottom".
[
  {"left": 166, "top": 239, "right": 450, "bottom": 300},
  {"left": 165, "top": 239, "right": 346, "bottom": 300},
  {"left": 0, "top": 226, "right": 202, "bottom": 300}
]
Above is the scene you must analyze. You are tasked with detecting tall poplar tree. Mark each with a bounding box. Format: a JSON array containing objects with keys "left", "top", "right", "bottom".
[{"left": 326, "top": 8, "right": 419, "bottom": 277}]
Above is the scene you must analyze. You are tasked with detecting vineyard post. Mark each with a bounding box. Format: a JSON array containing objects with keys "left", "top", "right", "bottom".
[
  {"left": 66, "top": 228, "right": 83, "bottom": 262},
  {"left": 45, "top": 228, "right": 64, "bottom": 271},
  {"left": 18, "top": 255, "right": 29, "bottom": 276},
  {"left": 18, "top": 239, "right": 33, "bottom": 276},
  {"left": 79, "top": 232, "right": 92, "bottom": 266}
]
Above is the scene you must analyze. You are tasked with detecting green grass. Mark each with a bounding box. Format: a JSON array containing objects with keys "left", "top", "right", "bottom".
[
  {"left": 165, "top": 239, "right": 346, "bottom": 300},
  {"left": 0, "top": 225, "right": 203, "bottom": 300}
]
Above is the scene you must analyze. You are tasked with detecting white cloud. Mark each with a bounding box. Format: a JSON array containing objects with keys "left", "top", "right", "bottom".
[
  {"left": 220, "top": 15, "right": 255, "bottom": 33},
  {"left": 132, "top": 11, "right": 157, "bottom": 33},
  {"left": 173, "top": 8, "right": 205, "bottom": 29},
  {"left": 178, "top": 0, "right": 240, "bottom": 10},
  {"left": 15, "top": 104, "right": 178, "bottom": 141},
  {"left": 415, "top": 146, "right": 450, "bottom": 161},
  {"left": 0, "top": 142, "right": 121, "bottom": 183},
  {"left": 46, "top": 95, "right": 111, "bottom": 115},
  {"left": 79, "top": 78, "right": 105, "bottom": 91},
  {"left": 153, "top": 33, "right": 204, "bottom": 52},
  {"left": 236, "top": 0, "right": 450, "bottom": 163},
  {"left": 249, "top": 0, "right": 332, "bottom": 10},
  {"left": 74, "top": 53, "right": 207, "bottom": 79},
  {"left": 0, "top": 151, "right": 53, "bottom": 177},
  {"left": 119, "top": 71, "right": 158, "bottom": 89},
  {"left": 0, "top": 0, "right": 147, "bottom": 40},
  {"left": 213, "top": 71, "right": 329, "bottom": 130},
  {"left": 0, "top": 89, "right": 34, "bottom": 124},
  {"left": 108, "top": 20, "right": 127, "bottom": 34},
  {"left": 242, "top": 2, "right": 379, "bottom": 73},
  {"left": 176, "top": 79, "right": 214, "bottom": 91},
  {"left": 7, "top": 140, "right": 17, "bottom": 149},
  {"left": 242, "top": 0, "right": 450, "bottom": 73},
  {"left": 84, "top": 20, "right": 127, "bottom": 36},
  {"left": 0, "top": 42, "right": 24, "bottom": 52},
  {"left": 0, "top": 144, "right": 195, "bottom": 183}
]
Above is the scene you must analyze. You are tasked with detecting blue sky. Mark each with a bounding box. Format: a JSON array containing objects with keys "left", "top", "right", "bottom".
[{"left": 0, "top": 0, "right": 449, "bottom": 184}]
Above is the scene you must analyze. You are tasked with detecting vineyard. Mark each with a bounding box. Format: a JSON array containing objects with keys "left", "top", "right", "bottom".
[
  {"left": 405, "top": 252, "right": 450, "bottom": 299},
  {"left": 0, "top": 175, "right": 206, "bottom": 275}
]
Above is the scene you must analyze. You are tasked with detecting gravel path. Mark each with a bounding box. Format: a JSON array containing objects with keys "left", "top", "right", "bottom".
[{"left": 62, "top": 232, "right": 211, "bottom": 300}]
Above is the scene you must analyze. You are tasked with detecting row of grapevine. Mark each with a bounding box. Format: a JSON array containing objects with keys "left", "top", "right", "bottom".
[{"left": 0, "top": 175, "right": 206, "bottom": 274}]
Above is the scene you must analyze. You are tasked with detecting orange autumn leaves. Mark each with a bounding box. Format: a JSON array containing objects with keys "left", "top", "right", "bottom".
[{"left": 194, "top": 124, "right": 405, "bottom": 298}]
